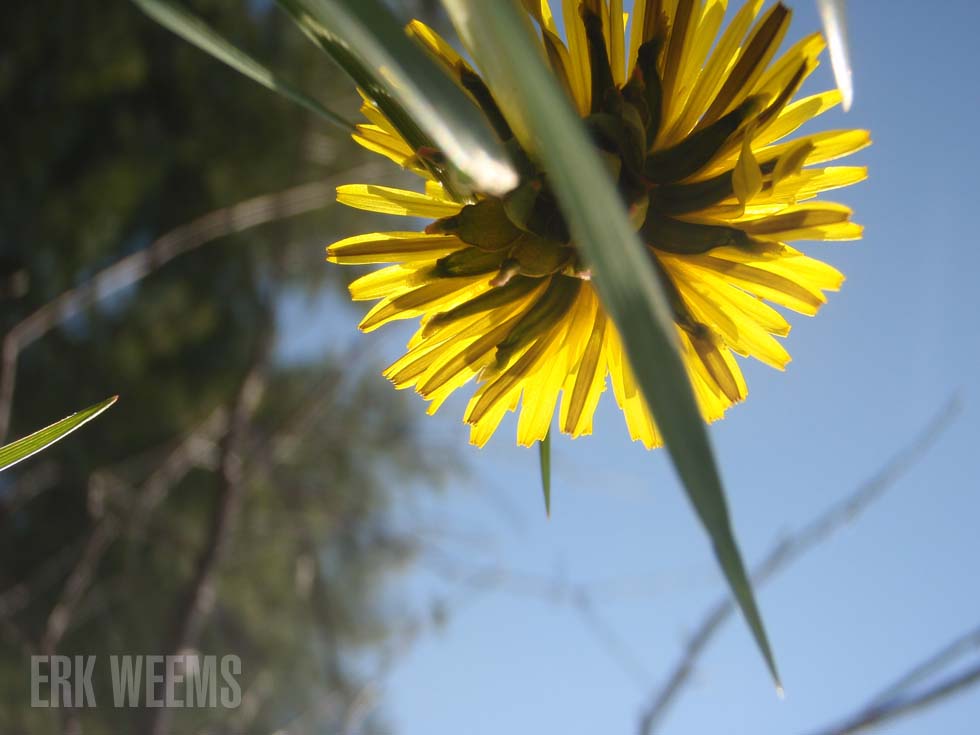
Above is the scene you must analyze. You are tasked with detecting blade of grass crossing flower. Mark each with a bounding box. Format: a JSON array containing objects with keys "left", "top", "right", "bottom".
[
  {"left": 274, "top": 0, "right": 518, "bottom": 197},
  {"left": 274, "top": 0, "right": 462, "bottom": 198},
  {"left": 278, "top": 0, "right": 434, "bottom": 173},
  {"left": 0, "top": 396, "right": 118, "bottom": 472},
  {"left": 539, "top": 429, "right": 551, "bottom": 517},
  {"left": 131, "top": 0, "right": 353, "bottom": 132},
  {"left": 440, "top": 0, "right": 780, "bottom": 687}
]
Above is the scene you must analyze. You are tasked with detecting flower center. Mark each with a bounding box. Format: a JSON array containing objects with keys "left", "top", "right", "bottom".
[{"left": 425, "top": 5, "right": 764, "bottom": 290}]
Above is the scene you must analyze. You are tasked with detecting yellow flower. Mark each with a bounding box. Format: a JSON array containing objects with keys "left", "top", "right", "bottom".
[{"left": 327, "top": 0, "right": 869, "bottom": 448}]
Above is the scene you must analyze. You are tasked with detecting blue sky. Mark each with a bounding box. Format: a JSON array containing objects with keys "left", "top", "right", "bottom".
[{"left": 281, "top": 1, "right": 980, "bottom": 732}]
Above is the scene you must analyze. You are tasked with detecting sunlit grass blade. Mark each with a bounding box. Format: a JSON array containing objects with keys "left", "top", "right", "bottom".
[
  {"left": 440, "top": 0, "right": 779, "bottom": 686},
  {"left": 816, "top": 0, "right": 854, "bottom": 111},
  {"left": 539, "top": 430, "right": 551, "bottom": 517},
  {"left": 274, "top": 0, "right": 517, "bottom": 197},
  {"left": 0, "top": 396, "right": 118, "bottom": 472},
  {"left": 131, "top": 0, "right": 353, "bottom": 132}
]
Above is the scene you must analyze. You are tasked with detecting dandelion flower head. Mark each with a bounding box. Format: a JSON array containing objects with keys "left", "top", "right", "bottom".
[{"left": 327, "top": 0, "right": 869, "bottom": 448}]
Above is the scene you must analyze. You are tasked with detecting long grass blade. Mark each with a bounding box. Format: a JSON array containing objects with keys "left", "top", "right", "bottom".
[
  {"left": 440, "top": 0, "right": 779, "bottom": 686},
  {"left": 276, "top": 0, "right": 518, "bottom": 196},
  {"left": 131, "top": 0, "right": 354, "bottom": 132},
  {"left": 539, "top": 430, "right": 552, "bottom": 517}
]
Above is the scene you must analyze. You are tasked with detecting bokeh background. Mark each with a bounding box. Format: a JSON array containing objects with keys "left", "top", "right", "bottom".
[{"left": 1, "top": 1, "right": 978, "bottom": 734}]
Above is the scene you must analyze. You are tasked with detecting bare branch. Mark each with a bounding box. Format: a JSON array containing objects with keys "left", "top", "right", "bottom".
[
  {"left": 0, "top": 161, "right": 389, "bottom": 441},
  {"left": 869, "top": 623, "right": 980, "bottom": 709},
  {"left": 39, "top": 518, "right": 119, "bottom": 655},
  {"left": 5, "top": 403, "right": 230, "bottom": 660},
  {"left": 0, "top": 614, "right": 35, "bottom": 658},
  {"left": 125, "top": 405, "right": 229, "bottom": 540},
  {"left": 0, "top": 538, "right": 89, "bottom": 621},
  {"left": 0, "top": 460, "right": 60, "bottom": 514},
  {"left": 800, "top": 624, "right": 980, "bottom": 735},
  {"left": 637, "top": 395, "right": 963, "bottom": 735},
  {"left": 146, "top": 333, "right": 270, "bottom": 735},
  {"left": 573, "top": 592, "right": 653, "bottom": 686}
]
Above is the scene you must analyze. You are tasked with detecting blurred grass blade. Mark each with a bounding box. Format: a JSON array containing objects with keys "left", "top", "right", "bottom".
[
  {"left": 274, "top": 0, "right": 517, "bottom": 196},
  {"left": 816, "top": 0, "right": 853, "bottom": 111},
  {"left": 0, "top": 396, "right": 118, "bottom": 472},
  {"left": 131, "top": 0, "right": 353, "bottom": 132},
  {"left": 441, "top": 0, "right": 779, "bottom": 686},
  {"left": 539, "top": 430, "right": 551, "bottom": 517}
]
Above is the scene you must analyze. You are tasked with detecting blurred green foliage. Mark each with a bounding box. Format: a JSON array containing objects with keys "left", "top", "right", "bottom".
[{"left": 0, "top": 1, "right": 450, "bottom": 732}]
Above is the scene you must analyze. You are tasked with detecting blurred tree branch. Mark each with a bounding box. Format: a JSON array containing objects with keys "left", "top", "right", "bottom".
[
  {"left": 1, "top": 405, "right": 231, "bottom": 645},
  {"left": 0, "top": 162, "right": 388, "bottom": 443},
  {"left": 637, "top": 394, "right": 964, "bottom": 735},
  {"left": 146, "top": 324, "right": 272, "bottom": 735},
  {"left": 0, "top": 6, "right": 447, "bottom": 731},
  {"left": 800, "top": 622, "right": 980, "bottom": 735}
]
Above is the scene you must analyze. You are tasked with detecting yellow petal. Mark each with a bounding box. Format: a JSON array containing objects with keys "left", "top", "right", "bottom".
[
  {"left": 756, "top": 89, "right": 842, "bottom": 147},
  {"left": 699, "top": 1, "right": 790, "bottom": 127},
  {"left": 337, "top": 184, "right": 463, "bottom": 218},
  {"left": 660, "top": 0, "right": 703, "bottom": 132},
  {"left": 674, "top": 275, "right": 790, "bottom": 369},
  {"left": 754, "top": 32, "right": 825, "bottom": 102},
  {"left": 757, "top": 129, "right": 872, "bottom": 168},
  {"left": 675, "top": 254, "right": 827, "bottom": 315},
  {"left": 357, "top": 92, "right": 402, "bottom": 137},
  {"left": 348, "top": 264, "right": 425, "bottom": 301},
  {"left": 769, "top": 139, "right": 815, "bottom": 195},
  {"left": 733, "top": 125, "right": 763, "bottom": 206},
  {"left": 609, "top": 0, "right": 626, "bottom": 86},
  {"left": 778, "top": 165, "right": 868, "bottom": 201},
  {"left": 710, "top": 243, "right": 845, "bottom": 292},
  {"left": 468, "top": 384, "right": 521, "bottom": 447},
  {"left": 407, "top": 20, "right": 465, "bottom": 69},
  {"left": 675, "top": 0, "right": 763, "bottom": 141},
  {"left": 352, "top": 132, "right": 414, "bottom": 170},
  {"left": 739, "top": 202, "right": 859, "bottom": 241},
  {"left": 418, "top": 308, "right": 529, "bottom": 397},
  {"left": 359, "top": 276, "right": 490, "bottom": 332},
  {"left": 467, "top": 322, "right": 561, "bottom": 425},
  {"left": 327, "top": 232, "right": 461, "bottom": 265},
  {"left": 609, "top": 325, "right": 667, "bottom": 448},
  {"left": 542, "top": 29, "right": 580, "bottom": 107},
  {"left": 562, "top": 0, "right": 591, "bottom": 114},
  {"left": 560, "top": 310, "right": 608, "bottom": 437},
  {"left": 516, "top": 334, "right": 569, "bottom": 446},
  {"left": 661, "top": 0, "right": 727, "bottom": 145}
]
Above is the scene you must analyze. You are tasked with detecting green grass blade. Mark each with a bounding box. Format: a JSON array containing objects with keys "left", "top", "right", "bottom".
[
  {"left": 131, "top": 0, "right": 353, "bottom": 132},
  {"left": 441, "top": 0, "right": 779, "bottom": 687},
  {"left": 538, "top": 430, "right": 551, "bottom": 517},
  {"left": 0, "top": 396, "right": 118, "bottom": 472},
  {"left": 274, "top": 0, "right": 517, "bottom": 197}
]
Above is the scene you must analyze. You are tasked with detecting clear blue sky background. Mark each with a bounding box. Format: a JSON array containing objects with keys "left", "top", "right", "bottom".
[{"left": 280, "top": 2, "right": 980, "bottom": 732}]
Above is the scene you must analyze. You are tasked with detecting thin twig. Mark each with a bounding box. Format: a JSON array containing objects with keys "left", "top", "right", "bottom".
[
  {"left": 0, "top": 538, "right": 89, "bottom": 621},
  {"left": 0, "top": 460, "right": 60, "bottom": 514},
  {"left": 146, "top": 333, "right": 270, "bottom": 735},
  {"left": 800, "top": 630, "right": 980, "bottom": 735},
  {"left": 39, "top": 518, "right": 119, "bottom": 655},
  {"left": 867, "top": 622, "right": 980, "bottom": 709},
  {"left": 573, "top": 592, "right": 653, "bottom": 686},
  {"left": 420, "top": 547, "right": 657, "bottom": 686},
  {"left": 125, "top": 405, "right": 229, "bottom": 540},
  {"left": 637, "top": 394, "right": 963, "bottom": 735}
]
